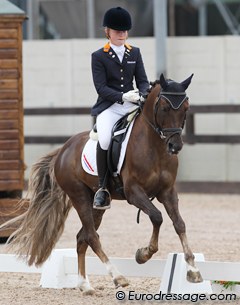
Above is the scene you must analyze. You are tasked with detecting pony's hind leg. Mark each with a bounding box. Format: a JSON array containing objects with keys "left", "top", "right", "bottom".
[
  {"left": 90, "top": 209, "right": 129, "bottom": 288},
  {"left": 76, "top": 229, "right": 94, "bottom": 295},
  {"left": 158, "top": 189, "right": 203, "bottom": 283},
  {"left": 71, "top": 190, "right": 129, "bottom": 292}
]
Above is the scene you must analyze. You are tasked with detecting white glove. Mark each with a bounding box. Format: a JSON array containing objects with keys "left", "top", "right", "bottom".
[{"left": 122, "top": 89, "right": 140, "bottom": 103}]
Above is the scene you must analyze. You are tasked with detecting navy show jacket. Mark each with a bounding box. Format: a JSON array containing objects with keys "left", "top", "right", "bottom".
[{"left": 91, "top": 42, "right": 149, "bottom": 116}]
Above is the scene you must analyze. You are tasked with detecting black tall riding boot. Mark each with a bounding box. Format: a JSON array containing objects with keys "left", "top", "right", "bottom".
[{"left": 93, "top": 143, "right": 111, "bottom": 210}]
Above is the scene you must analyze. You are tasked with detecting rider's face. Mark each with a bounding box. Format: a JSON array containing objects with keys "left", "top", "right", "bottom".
[{"left": 106, "top": 28, "right": 128, "bottom": 46}]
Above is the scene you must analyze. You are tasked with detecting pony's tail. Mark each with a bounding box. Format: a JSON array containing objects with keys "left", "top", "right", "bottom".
[{"left": 2, "top": 149, "right": 72, "bottom": 266}]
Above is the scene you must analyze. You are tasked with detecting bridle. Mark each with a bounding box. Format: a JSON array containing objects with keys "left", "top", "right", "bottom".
[{"left": 139, "top": 89, "right": 188, "bottom": 142}]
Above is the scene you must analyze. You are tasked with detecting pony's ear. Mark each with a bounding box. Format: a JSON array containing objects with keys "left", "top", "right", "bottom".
[
  {"left": 181, "top": 74, "right": 194, "bottom": 90},
  {"left": 159, "top": 73, "right": 168, "bottom": 90}
]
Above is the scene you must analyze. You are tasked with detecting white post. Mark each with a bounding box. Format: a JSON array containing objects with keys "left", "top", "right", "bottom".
[
  {"left": 153, "top": 0, "right": 167, "bottom": 78},
  {"left": 86, "top": 0, "right": 95, "bottom": 38}
]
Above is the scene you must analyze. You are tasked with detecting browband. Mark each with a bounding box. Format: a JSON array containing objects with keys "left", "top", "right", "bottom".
[{"left": 160, "top": 91, "right": 186, "bottom": 96}]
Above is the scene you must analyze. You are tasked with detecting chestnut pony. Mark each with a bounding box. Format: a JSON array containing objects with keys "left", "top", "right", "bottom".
[{"left": 4, "top": 74, "right": 203, "bottom": 294}]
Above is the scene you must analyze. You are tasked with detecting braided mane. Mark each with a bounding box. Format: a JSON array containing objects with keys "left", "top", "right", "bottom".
[
  {"left": 144, "top": 79, "right": 160, "bottom": 98},
  {"left": 149, "top": 79, "right": 160, "bottom": 88}
]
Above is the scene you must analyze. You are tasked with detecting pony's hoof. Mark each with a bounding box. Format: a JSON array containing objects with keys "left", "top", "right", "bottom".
[
  {"left": 135, "top": 248, "right": 148, "bottom": 264},
  {"left": 187, "top": 270, "right": 203, "bottom": 283},
  {"left": 114, "top": 275, "right": 129, "bottom": 288},
  {"left": 82, "top": 288, "right": 95, "bottom": 296}
]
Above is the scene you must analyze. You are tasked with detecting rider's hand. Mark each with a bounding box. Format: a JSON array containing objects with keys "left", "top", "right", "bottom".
[{"left": 122, "top": 89, "right": 140, "bottom": 103}]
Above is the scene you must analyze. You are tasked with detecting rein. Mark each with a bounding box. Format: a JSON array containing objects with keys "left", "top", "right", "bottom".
[{"left": 139, "top": 90, "right": 188, "bottom": 141}]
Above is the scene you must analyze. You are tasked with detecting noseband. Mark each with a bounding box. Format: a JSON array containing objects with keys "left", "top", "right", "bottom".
[{"left": 140, "top": 90, "right": 188, "bottom": 142}]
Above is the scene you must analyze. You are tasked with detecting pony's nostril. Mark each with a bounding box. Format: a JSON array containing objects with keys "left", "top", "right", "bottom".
[
  {"left": 168, "top": 142, "right": 182, "bottom": 154},
  {"left": 168, "top": 143, "right": 174, "bottom": 154}
]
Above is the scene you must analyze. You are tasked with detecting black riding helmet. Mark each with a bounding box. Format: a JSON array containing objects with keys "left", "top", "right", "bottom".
[{"left": 103, "top": 7, "right": 132, "bottom": 31}]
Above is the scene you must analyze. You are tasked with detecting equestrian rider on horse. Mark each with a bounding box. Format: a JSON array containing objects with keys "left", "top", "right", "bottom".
[{"left": 91, "top": 7, "right": 149, "bottom": 210}]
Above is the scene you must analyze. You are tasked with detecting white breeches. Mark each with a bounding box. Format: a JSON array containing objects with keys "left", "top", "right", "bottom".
[{"left": 96, "top": 102, "right": 138, "bottom": 150}]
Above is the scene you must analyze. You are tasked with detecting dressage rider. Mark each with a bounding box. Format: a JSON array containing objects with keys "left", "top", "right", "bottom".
[{"left": 91, "top": 6, "right": 149, "bottom": 210}]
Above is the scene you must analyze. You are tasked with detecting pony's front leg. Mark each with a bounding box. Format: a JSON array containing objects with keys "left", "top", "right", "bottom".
[
  {"left": 179, "top": 232, "right": 203, "bottom": 283},
  {"left": 135, "top": 224, "right": 161, "bottom": 264},
  {"left": 125, "top": 185, "right": 163, "bottom": 264},
  {"left": 158, "top": 189, "right": 203, "bottom": 283}
]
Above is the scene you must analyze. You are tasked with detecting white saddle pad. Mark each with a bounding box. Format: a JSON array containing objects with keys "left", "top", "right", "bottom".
[{"left": 81, "top": 121, "right": 134, "bottom": 176}]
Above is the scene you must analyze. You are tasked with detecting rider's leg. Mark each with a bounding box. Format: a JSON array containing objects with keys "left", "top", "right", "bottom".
[{"left": 93, "top": 142, "right": 111, "bottom": 210}]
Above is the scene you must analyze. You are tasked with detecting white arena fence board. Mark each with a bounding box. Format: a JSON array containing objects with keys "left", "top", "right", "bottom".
[
  {"left": 64, "top": 256, "right": 165, "bottom": 277},
  {"left": 0, "top": 253, "right": 42, "bottom": 273},
  {"left": 0, "top": 249, "right": 240, "bottom": 287},
  {"left": 197, "top": 261, "right": 240, "bottom": 282}
]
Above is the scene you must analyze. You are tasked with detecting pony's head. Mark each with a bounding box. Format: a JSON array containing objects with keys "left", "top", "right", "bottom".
[{"left": 144, "top": 73, "right": 193, "bottom": 154}]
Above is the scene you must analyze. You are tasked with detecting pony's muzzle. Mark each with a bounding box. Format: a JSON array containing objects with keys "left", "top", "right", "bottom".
[{"left": 167, "top": 134, "right": 183, "bottom": 155}]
